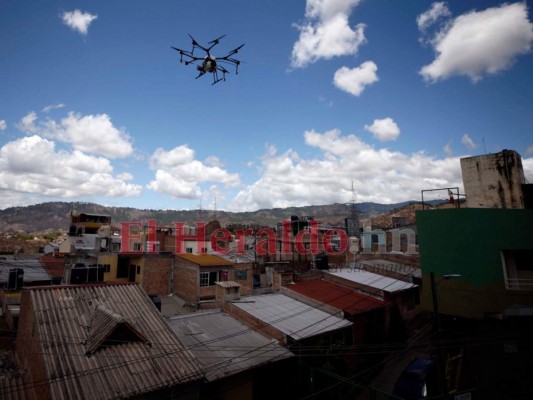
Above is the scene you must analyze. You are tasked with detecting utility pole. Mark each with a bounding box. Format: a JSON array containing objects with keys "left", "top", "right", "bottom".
[{"left": 430, "top": 272, "right": 461, "bottom": 398}]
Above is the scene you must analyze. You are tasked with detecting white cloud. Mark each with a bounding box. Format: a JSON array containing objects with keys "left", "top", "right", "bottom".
[
  {"left": 42, "top": 103, "right": 65, "bottom": 113},
  {"left": 147, "top": 145, "right": 240, "bottom": 200},
  {"left": 291, "top": 0, "right": 366, "bottom": 68},
  {"left": 61, "top": 10, "right": 97, "bottom": 35},
  {"left": 0, "top": 120, "right": 6, "bottom": 131},
  {"left": 444, "top": 142, "right": 453, "bottom": 157},
  {"left": 462, "top": 134, "right": 477, "bottom": 150},
  {"left": 17, "top": 112, "right": 39, "bottom": 133},
  {"left": 364, "top": 117, "right": 400, "bottom": 142},
  {"left": 228, "top": 129, "right": 463, "bottom": 211},
  {"left": 420, "top": 3, "right": 533, "bottom": 82},
  {"left": 417, "top": 2, "right": 451, "bottom": 32},
  {"left": 0, "top": 136, "right": 141, "bottom": 201},
  {"left": 333, "top": 61, "right": 378, "bottom": 96},
  {"left": 523, "top": 157, "right": 533, "bottom": 182},
  {"left": 42, "top": 112, "right": 133, "bottom": 158}
]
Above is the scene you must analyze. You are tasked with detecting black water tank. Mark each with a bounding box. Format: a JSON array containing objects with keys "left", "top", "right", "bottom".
[
  {"left": 148, "top": 295, "right": 162, "bottom": 312},
  {"left": 7, "top": 268, "right": 24, "bottom": 290}
]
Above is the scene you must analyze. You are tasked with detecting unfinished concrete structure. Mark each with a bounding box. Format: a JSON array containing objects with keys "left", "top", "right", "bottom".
[{"left": 460, "top": 149, "right": 527, "bottom": 209}]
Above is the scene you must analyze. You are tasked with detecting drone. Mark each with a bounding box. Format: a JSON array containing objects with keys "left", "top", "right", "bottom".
[{"left": 171, "top": 34, "right": 244, "bottom": 84}]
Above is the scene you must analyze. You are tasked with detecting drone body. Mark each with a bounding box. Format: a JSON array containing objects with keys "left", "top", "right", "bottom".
[{"left": 172, "top": 34, "right": 244, "bottom": 84}]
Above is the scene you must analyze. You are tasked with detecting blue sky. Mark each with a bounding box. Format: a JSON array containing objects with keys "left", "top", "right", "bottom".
[{"left": 1, "top": 0, "right": 532, "bottom": 212}]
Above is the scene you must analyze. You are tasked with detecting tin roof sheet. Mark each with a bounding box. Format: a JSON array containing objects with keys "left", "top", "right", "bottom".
[
  {"left": 23, "top": 283, "right": 202, "bottom": 400},
  {"left": 168, "top": 310, "right": 293, "bottom": 382},
  {"left": 326, "top": 270, "right": 418, "bottom": 293},
  {"left": 232, "top": 294, "right": 352, "bottom": 341},
  {"left": 287, "top": 280, "right": 386, "bottom": 315},
  {"left": 0, "top": 258, "right": 51, "bottom": 284},
  {"left": 359, "top": 259, "right": 422, "bottom": 278}
]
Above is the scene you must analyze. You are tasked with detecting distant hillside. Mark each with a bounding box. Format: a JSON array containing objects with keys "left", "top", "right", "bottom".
[{"left": 0, "top": 200, "right": 436, "bottom": 234}]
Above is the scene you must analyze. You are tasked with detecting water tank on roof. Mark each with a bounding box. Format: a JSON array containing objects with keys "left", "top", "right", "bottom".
[{"left": 7, "top": 268, "right": 24, "bottom": 290}]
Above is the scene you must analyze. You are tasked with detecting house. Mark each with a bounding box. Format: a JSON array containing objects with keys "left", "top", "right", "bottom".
[
  {"left": 223, "top": 293, "right": 352, "bottom": 345},
  {"left": 167, "top": 309, "right": 294, "bottom": 400},
  {"left": 173, "top": 254, "right": 253, "bottom": 308},
  {"left": 281, "top": 279, "right": 400, "bottom": 373},
  {"left": 15, "top": 282, "right": 203, "bottom": 399},
  {"left": 0, "top": 257, "right": 55, "bottom": 331},
  {"left": 413, "top": 149, "right": 533, "bottom": 398}
]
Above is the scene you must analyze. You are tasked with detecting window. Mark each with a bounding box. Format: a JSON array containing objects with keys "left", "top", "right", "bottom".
[
  {"left": 186, "top": 247, "right": 193, "bottom": 254},
  {"left": 132, "top": 242, "right": 142, "bottom": 252},
  {"left": 235, "top": 269, "right": 248, "bottom": 280},
  {"left": 101, "top": 264, "right": 111, "bottom": 273},
  {"left": 502, "top": 250, "right": 533, "bottom": 290},
  {"left": 200, "top": 271, "right": 218, "bottom": 287},
  {"left": 136, "top": 265, "right": 141, "bottom": 274}
]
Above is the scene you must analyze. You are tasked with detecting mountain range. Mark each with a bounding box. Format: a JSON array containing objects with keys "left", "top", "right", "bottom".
[{"left": 0, "top": 200, "right": 431, "bottom": 233}]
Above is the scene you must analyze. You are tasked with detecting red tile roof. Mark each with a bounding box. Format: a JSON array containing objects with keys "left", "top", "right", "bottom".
[{"left": 287, "top": 279, "right": 386, "bottom": 315}]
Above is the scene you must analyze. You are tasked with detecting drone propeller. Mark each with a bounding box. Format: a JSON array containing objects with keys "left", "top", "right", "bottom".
[
  {"left": 188, "top": 33, "right": 199, "bottom": 46},
  {"left": 209, "top": 34, "right": 226, "bottom": 45}
]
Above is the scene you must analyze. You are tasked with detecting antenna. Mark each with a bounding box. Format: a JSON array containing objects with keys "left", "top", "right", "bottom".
[{"left": 345, "top": 180, "right": 361, "bottom": 238}]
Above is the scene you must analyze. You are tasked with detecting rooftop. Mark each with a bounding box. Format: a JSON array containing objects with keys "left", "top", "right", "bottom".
[
  {"left": 232, "top": 293, "right": 352, "bottom": 341},
  {"left": 167, "top": 310, "right": 293, "bottom": 381},
  {"left": 176, "top": 253, "right": 234, "bottom": 267},
  {"left": 287, "top": 280, "right": 387, "bottom": 315},
  {"left": 0, "top": 257, "right": 51, "bottom": 285},
  {"left": 325, "top": 269, "right": 418, "bottom": 293},
  {"left": 19, "top": 282, "right": 201, "bottom": 399}
]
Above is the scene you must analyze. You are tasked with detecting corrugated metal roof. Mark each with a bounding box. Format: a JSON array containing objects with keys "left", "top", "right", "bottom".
[
  {"left": 215, "top": 281, "right": 241, "bottom": 289},
  {"left": 0, "top": 373, "right": 27, "bottom": 400},
  {"left": 287, "top": 280, "right": 386, "bottom": 315},
  {"left": 359, "top": 259, "right": 422, "bottom": 278},
  {"left": 22, "top": 283, "right": 202, "bottom": 400},
  {"left": 326, "top": 270, "right": 418, "bottom": 292},
  {"left": 232, "top": 294, "right": 352, "bottom": 341},
  {"left": 176, "top": 254, "right": 234, "bottom": 267},
  {"left": 168, "top": 310, "right": 293, "bottom": 382},
  {"left": 0, "top": 258, "right": 51, "bottom": 284},
  {"left": 69, "top": 234, "right": 97, "bottom": 251}
]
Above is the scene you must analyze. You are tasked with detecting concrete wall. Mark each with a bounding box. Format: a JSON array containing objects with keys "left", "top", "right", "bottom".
[
  {"left": 416, "top": 208, "right": 533, "bottom": 319},
  {"left": 461, "top": 150, "right": 526, "bottom": 209}
]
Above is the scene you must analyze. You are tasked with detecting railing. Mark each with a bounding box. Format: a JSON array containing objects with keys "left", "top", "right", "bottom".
[{"left": 505, "top": 278, "right": 533, "bottom": 290}]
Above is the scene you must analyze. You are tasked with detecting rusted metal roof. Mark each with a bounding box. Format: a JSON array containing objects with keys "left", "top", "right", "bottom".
[
  {"left": 21, "top": 283, "right": 202, "bottom": 400},
  {"left": 287, "top": 280, "right": 387, "bottom": 315},
  {"left": 176, "top": 253, "right": 234, "bottom": 267},
  {"left": 168, "top": 310, "right": 293, "bottom": 382},
  {"left": 232, "top": 294, "right": 352, "bottom": 341}
]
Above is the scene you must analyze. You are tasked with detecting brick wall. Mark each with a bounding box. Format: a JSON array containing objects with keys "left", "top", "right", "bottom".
[
  {"left": 142, "top": 256, "right": 173, "bottom": 296},
  {"left": 228, "top": 263, "right": 253, "bottom": 296},
  {"left": 173, "top": 263, "right": 198, "bottom": 304}
]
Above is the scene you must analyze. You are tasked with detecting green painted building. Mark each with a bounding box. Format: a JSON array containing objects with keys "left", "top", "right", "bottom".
[{"left": 416, "top": 208, "right": 533, "bottom": 319}]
